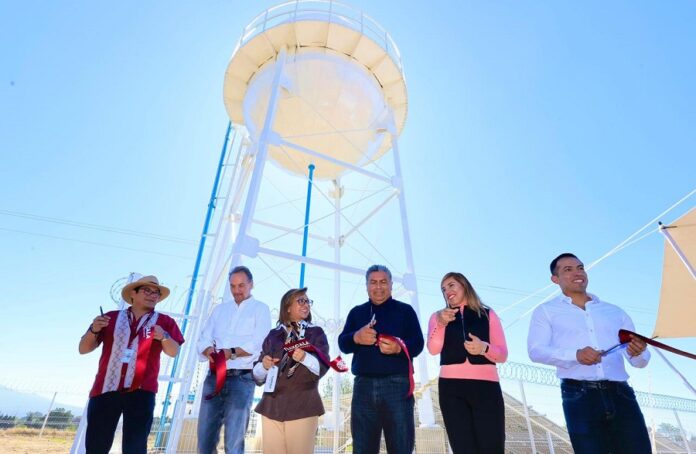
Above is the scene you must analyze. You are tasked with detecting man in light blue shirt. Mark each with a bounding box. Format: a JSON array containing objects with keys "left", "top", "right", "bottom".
[{"left": 528, "top": 253, "right": 651, "bottom": 454}]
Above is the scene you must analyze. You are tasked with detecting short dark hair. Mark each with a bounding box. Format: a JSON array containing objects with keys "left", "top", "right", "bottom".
[
  {"left": 277, "top": 287, "right": 312, "bottom": 326},
  {"left": 229, "top": 265, "right": 253, "bottom": 282},
  {"left": 550, "top": 253, "right": 579, "bottom": 276},
  {"left": 365, "top": 264, "right": 392, "bottom": 283}
]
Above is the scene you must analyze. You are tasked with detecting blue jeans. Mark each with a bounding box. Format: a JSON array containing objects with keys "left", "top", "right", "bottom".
[
  {"left": 85, "top": 390, "right": 155, "bottom": 454},
  {"left": 197, "top": 371, "right": 255, "bottom": 454},
  {"left": 561, "top": 379, "right": 651, "bottom": 454},
  {"left": 351, "top": 374, "right": 415, "bottom": 454}
]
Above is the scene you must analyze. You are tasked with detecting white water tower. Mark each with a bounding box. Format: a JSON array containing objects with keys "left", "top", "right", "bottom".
[{"left": 166, "top": 2, "right": 436, "bottom": 451}]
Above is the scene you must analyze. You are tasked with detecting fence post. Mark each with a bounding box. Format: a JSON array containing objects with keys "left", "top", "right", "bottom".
[
  {"left": 70, "top": 404, "right": 89, "bottom": 454},
  {"left": 674, "top": 409, "right": 693, "bottom": 454},
  {"left": 518, "top": 380, "right": 537, "bottom": 454},
  {"left": 546, "top": 430, "right": 555, "bottom": 454},
  {"left": 39, "top": 391, "right": 57, "bottom": 437}
]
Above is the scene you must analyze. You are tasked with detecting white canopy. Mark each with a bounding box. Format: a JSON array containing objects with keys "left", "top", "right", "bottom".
[{"left": 653, "top": 208, "right": 696, "bottom": 338}]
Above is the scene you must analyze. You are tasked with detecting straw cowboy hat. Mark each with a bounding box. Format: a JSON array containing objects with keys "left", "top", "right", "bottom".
[{"left": 121, "top": 275, "right": 170, "bottom": 303}]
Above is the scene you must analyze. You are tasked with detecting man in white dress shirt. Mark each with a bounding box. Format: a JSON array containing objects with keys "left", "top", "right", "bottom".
[
  {"left": 528, "top": 253, "right": 651, "bottom": 454},
  {"left": 196, "top": 266, "right": 272, "bottom": 454}
]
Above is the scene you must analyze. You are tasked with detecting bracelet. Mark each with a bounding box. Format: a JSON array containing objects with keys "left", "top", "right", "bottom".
[
  {"left": 482, "top": 343, "right": 489, "bottom": 354},
  {"left": 88, "top": 326, "right": 99, "bottom": 335}
]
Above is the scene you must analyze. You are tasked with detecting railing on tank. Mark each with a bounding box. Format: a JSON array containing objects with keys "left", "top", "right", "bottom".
[{"left": 233, "top": 0, "right": 404, "bottom": 75}]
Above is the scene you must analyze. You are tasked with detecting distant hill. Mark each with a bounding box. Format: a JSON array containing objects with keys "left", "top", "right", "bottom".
[{"left": 0, "top": 386, "right": 83, "bottom": 417}]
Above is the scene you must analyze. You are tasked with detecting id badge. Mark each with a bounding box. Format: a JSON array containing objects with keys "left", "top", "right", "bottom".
[
  {"left": 121, "top": 348, "right": 135, "bottom": 363},
  {"left": 264, "top": 365, "right": 278, "bottom": 393}
]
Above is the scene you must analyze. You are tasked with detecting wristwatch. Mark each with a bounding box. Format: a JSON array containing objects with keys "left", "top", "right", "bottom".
[{"left": 229, "top": 347, "right": 237, "bottom": 360}]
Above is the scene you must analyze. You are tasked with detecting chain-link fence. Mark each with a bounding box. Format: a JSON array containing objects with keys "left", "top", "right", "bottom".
[{"left": 2, "top": 363, "right": 695, "bottom": 453}]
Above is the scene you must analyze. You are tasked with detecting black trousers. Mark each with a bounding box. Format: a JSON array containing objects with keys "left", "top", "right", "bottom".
[
  {"left": 85, "top": 390, "right": 156, "bottom": 454},
  {"left": 438, "top": 378, "right": 505, "bottom": 454}
]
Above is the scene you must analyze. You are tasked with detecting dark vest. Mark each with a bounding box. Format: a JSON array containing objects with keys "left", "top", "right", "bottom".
[{"left": 440, "top": 306, "right": 494, "bottom": 366}]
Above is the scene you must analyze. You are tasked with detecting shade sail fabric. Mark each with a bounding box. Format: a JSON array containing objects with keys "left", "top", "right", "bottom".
[{"left": 654, "top": 208, "right": 696, "bottom": 338}]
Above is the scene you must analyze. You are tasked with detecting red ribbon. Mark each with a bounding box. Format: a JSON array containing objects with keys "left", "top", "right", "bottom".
[
  {"left": 376, "top": 334, "right": 414, "bottom": 398},
  {"left": 619, "top": 329, "right": 696, "bottom": 360},
  {"left": 283, "top": 339, "right": 349, "bottom": 373},
  {"left": 205, "top": 349, "right": 228, "bottom": 400}
]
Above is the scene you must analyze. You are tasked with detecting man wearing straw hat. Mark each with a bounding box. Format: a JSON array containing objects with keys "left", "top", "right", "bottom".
[
  {"left": 196, "top": 265, "right": 272, "bottom": 454},
  {"left": 527, "top": 253, "right": 651, "bottom": 454},
  {"left": 79, "top": 274, "right": 185, "bottom": 454}
]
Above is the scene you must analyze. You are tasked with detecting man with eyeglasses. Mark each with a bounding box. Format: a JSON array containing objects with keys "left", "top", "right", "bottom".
[
  {"left": 79, "top": 275, "right": 184, "bottom": 454},
  {"left": 196, "top": 265, "right": 272, "bottom": 454},
  {"left": 338, "top": 264, "right": 424, "bottom": 454}
]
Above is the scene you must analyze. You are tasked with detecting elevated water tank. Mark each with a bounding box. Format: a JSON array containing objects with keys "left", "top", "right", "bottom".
[{"left": 223, "top": 1, "right": 408, "bottom": 180}]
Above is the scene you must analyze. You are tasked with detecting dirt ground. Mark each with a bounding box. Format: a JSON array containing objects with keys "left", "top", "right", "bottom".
[{"left": 0, "top": 428, "right": 73, "bottom": 453}]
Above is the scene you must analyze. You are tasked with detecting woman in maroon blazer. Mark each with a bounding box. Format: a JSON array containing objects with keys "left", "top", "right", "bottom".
[{"left": 252, "top": 287, "right": 330, "bottom": 454}]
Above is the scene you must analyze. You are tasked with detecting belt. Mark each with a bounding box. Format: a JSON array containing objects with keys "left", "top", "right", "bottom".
[
  {"left": 226, "top": 369, "right": 252, "bottom": 377},
  {"left": 208, "top": 369, "right": 252, "bottom": 377},
  {"left": 561, "top": 379, "right": 625, "bottom": 389}
]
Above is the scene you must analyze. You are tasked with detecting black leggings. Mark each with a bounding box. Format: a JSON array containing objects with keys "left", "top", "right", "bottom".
[{"left": 438, "top": 378, "right": 505, "bottom": 454}]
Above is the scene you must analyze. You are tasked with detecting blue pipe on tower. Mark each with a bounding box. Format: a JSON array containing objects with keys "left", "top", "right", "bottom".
[{"left": 299, "top": 163, "right": 315, "bottom": 287}]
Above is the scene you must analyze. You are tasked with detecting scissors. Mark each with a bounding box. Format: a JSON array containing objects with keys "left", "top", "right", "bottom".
[{"left": 601, "top": 342, "right": 624, "bottom": 356}]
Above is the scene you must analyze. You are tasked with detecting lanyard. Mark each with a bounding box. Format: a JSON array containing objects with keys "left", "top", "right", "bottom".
[
  {"left": 127, "top": 308, "right": 155, "bottom": 348},
  {"left": 118, "top": 308, "right": 156, "bottom": 393},
  {"left": 280, "top": 323, "right": 306, "bottom": 375}
]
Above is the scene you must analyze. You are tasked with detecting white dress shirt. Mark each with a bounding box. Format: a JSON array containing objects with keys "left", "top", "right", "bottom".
[
  {"left": 197, "top": 296, "right": 272, "bottom": 370},
  {"left": 527, "top": 293, "right": 650, "bottom": 381}
]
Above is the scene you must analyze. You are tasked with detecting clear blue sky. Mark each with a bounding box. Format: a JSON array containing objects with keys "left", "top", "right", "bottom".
[{"left": 2, "top": 0, "right": 695, "bottom": 424}]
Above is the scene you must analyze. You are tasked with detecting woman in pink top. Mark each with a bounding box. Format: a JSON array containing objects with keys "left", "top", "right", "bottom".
[{"left": 427, "top": 272, "right": 508, "bottom": 454}]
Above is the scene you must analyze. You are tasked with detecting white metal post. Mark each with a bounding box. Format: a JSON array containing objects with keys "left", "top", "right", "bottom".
[
  {"left": 518, "top": 380, "right": 537, "bottom": 454},
  {"left": 165, "top": 48, "right": 287, "bottom": 447},
  {"left": 388, "top": 114, "right": 435, "bottom": 426},
  {"left": 39, "top": 391, "right": 57, "bottom": 437},
  {"left": 166, "top": 291, "right": 209, "bottom": 453},
  {"left": 170, "top": 206, "right": 243, "bottom": 444},
  {"left": 230, "top": 47, "right": 288, "bottom": 268},
  {"left": 165, "top": 131, "right": 251, "bottom": 453},
  {"left": 332, "top": 178, "right": 342, "bottom": 453},
  {"left": 648, "top": 369, "right": 658, "bottom": 454},
  {"left": 674, "top": 409, "right": 693, "bottom": 454},
  {"left": 69, "top": 404, "right": 88, "bottom": 454},
  {"left": 546, "top": 430, "right": 555, "bottom": 454}
]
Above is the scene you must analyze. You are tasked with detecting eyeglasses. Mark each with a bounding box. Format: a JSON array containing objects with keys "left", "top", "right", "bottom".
[
  {"left": 138, "top": 287, "right": 161, "bottom": 297},
  {"left": 296, "top": 298, "right": 313, "bottom": 307}
]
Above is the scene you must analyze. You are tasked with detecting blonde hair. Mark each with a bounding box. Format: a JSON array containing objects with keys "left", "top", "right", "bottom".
[{"left": 440, "top": 272, "right": 488, "bottom": 318}]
